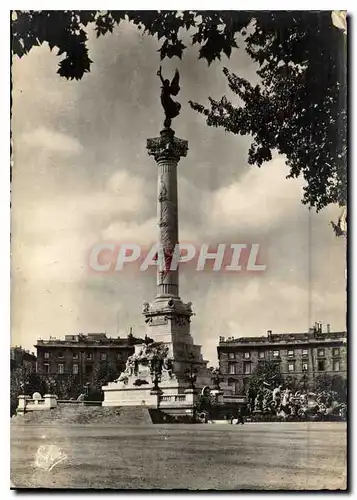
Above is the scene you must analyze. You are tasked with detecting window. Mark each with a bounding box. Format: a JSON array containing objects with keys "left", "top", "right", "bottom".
[
  {"left": 44, "top": 352, "right": 50, "bottom": 359},
  {"left": 244, "top": 363, "right": 251, "bottom": 375},
  {"left": 288, "top": 349, "right": 294, "bottom": 357},
  {"left": 86, "top": 353, "right": 93, "bottom": 360},
  {"left": 244, "top": 352, "right": 251, "bottom": 359},
  {"left": 58, "top": 363, "right": 64, "bottom": 374},
  {"left": 242, "top": 378, "right": 250, "bottom": 388},
  {"left": 228, "top": 363, "right": 236, "bottom": 375},
  {"left": 258, "top": 351, "right": 265, "bottom": 359},
  {"left": 44, "top": 363, "right": 49, "bottom": 373},
  {"left": 73, "top": 363, "right": 79, "bottom": 375},
  {"left": 273, "top": 350, "right": 280, "bottom": 358},
  {"left": 318, "top": 360, "right": 325, "bottom": 371},
  {"left": 317, "top": 348, "right": 325, "bottom": 357},
  {"left": 288, "top": 363, "right": 295, "bottom": 372},
  {"left": 100, "top": 353, "right": 107, "bottom": 361},
  {"left": 302, "top": 349, "right": 308, "bottom": 357},
  {"left": 58, "top": 352, "right": 64, "bottom": 359},
  {"left": 228, "top": 352, "right": 235, "bottom": 360},
  {"left": 85, "top": 365, "right": 93, "bottom": 375},
  {"left": 302, "top": 362, "right": 308, "bottom": 372},
  {"left": 333, "top": 360, "right": 341, "bottom": 372},
  {"left": 333, "top": 348, "right": 340, "bottom": 357},
  {"left": 73, "top": 353, "right": 79, "bottom": 360}
]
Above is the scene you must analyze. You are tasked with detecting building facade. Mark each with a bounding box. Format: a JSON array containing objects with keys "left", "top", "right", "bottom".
[
  {"left": 218, "top": 324, "right": 347, "bottom": 395},
  {"left": 35, "top": 333, "right": 145, "bottom": 382}
]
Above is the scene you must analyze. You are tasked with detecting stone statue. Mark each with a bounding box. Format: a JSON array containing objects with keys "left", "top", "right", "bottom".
[
  {"left": 254, "top": 391, "right": 264, "bottom": 412},
  {"left": 163, "top": 357, "right": 174, "bottom": 379},
  {"left": 125, "top": 355, "right": 135, "bottom": 376},
  {"left": 142, "top": 302, "right": 150, "bottom": 313},
  {"left": 118, "top": 372, "right": 128, "bottom": 384},
  {"left": 157, "top": 66, "right": 181, "bottom": 128},
  {"left": 272, "top": 385, "right": 282, "bottom": 407},
  {"left": 211, "top": 367, "right": 222, "bottom": 390},
  {"left": 262, "top": 388, "right": 273, "bottom": 413}
]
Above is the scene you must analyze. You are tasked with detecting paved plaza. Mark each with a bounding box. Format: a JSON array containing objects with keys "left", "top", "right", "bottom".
[{"left": 11, "top": 421, "right": 346, "bottom": 490}]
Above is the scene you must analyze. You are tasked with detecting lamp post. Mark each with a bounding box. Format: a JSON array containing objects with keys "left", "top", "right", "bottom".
[
  {"left": 184, "top": 353, "right": 198, "bottom": 419},
  {"left": 185, "top": 353, "right": 198, "bottom": 391},
  {"left": 150, "top": 354, "right": 163, "bottom": 409}
]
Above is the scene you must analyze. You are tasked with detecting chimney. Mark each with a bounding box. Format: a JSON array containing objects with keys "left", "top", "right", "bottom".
[
  {"left": 267, "top": 330, "right": 272, "bottom": 341},
  {"left": 318, "top": 322, "right": 322, "bottom": 333},
  {"left": 327, "top": 323, "right": 331, "bottom": 334}
]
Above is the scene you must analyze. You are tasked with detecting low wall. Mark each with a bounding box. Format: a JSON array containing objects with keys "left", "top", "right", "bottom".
[
  {"left": 17, "top": 394, "right": 58, "bottom": 414},
  {"left": 57, "top": 400, "right": 102, "bottom": 407}
]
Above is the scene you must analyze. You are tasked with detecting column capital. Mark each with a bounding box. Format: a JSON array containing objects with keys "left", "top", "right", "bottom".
[{"left": 147, "top": 128, "right": 188, "bottom": 163}]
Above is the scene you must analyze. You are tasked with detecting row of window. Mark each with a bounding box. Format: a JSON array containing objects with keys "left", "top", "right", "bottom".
[
  {"left": 228, "top": 359, "right": 342, "bottom": 375},
  {"left": 44, "top": 363, "right": 83, "bottom": 375},
  {"left": 43, "top": 362, "right": 122, "bottom": 375},
  {"left": 284, "top": 359, "right": 341, "bottom": 373},
  {"left": 228, "top": 347, "right": 340, "bottom": 360},
  {"left": 43, "top": 352, "right": 122, "bottom": 361}
]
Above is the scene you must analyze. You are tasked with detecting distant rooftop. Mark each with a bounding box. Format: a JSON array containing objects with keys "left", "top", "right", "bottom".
[
  {"left": 35, "top": 332, "right": 147, "bottom": 347},
  {"left": 219, "top": 324, "right": 347, "bottom": 346}
]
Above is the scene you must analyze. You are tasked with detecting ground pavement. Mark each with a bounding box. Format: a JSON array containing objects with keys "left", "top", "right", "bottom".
[{"left": 11, "top": 421, "right": 347, "bottom": 490}]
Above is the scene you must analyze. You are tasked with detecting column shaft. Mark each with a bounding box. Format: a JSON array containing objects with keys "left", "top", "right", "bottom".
[{"left": 157, "top": 157, "right": 179, "bottom": 297}]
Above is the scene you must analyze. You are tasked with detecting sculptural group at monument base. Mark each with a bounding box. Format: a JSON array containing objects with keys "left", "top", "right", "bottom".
[
  {"left": 117, "top": 342, "right": 174, "bottom": 386},
  {"left": 246, "top": 383, "right": 346, "bottom": 421}
]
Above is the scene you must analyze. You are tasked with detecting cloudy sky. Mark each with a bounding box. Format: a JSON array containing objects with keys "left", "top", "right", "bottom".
[{"left": 11, "top": 19, "right": 346, "bottom": 364}]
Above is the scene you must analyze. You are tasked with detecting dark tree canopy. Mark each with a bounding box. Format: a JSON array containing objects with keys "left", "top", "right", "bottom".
[
  {"left": 190, "top": 12, "right": 347, "bottom": 211},
  {"left": 248, "top": 360, "right": 283, "bottom": 395},
  {"left": 11, "top": 10, "right": 347, "bottom": 212}
]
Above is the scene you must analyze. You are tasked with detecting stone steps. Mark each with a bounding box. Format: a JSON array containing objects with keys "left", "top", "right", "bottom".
[{"left": 11, "top": 404, "right": 153, "bottom": 425}]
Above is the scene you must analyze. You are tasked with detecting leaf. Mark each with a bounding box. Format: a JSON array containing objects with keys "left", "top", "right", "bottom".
[{"left": 166, "top": 40, "right": 186, "bottom": 59}]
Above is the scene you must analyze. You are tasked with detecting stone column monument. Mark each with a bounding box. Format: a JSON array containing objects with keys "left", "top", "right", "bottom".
[{"left": 102, "top": 69, "right": 211, "bottom": 409}]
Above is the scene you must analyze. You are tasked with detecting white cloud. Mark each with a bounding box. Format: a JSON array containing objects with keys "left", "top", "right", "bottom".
[
  {"left": 102, "top": 218, "right": 156, "bottom": 244},
  {"left": 20, "top": 127, "right": 83, "bottom": 155},
  {"left": 208, "top": 156, "right": 306, "bottom": 233}
]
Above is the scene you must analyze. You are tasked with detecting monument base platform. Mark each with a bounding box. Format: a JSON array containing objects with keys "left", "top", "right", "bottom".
[
  {"left": 102, "top": 384, "right": 197, "bottom": 408},
  {"left": 102, "top": 342, "right": 212, "bottom": 408}
]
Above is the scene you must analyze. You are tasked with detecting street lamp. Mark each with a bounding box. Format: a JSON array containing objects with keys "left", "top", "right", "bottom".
[
  {"left": 150, "top": 353, "right": 163, "bottom": 408},
  {"left": 185, "top": 353, "right": 198, "bottom": 391}
]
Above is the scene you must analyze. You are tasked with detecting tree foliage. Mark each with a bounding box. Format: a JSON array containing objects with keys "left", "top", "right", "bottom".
[
  {"left": 190, "top": 12, "right": 347, "bottom": 211},
  {"left": 12, "top": 10, "right": 347, "bottom": 211},
  {"left": 247, "top": 360, "right": 283, "bottom": 397},
  {"left": 194, "top": 392, "right": 218, "bottom": 415},
  {"left": 10, "top": 365, "right": 42, "bottom": 415},
  {"left": 11, "top": 11, "right": 253, "bottom": 78},
  {"left": 314, "top": 373, "right": 347, "bottom": 402}
]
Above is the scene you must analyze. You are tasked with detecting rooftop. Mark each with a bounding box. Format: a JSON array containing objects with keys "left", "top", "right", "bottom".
[
  {"left": 218, "top": 324, "right": 347, "bottom": 347},
  {"left": 35, "top": 332, "right": 148, "bottom": 347}
]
